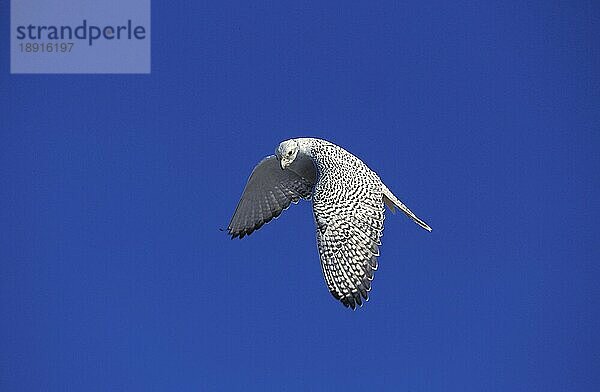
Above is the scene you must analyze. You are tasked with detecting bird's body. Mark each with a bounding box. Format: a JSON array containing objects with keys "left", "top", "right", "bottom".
[{"left": 228, "top": 138, "right": 431, "bottom": 309}]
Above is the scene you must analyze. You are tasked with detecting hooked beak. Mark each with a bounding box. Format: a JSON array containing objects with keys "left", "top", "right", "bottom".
[
  {"left": 275, "top": 153, "right": 286, "bottom": 170},
  {"left": 279, "top": 158, "right": 289, "bottom": 170}
]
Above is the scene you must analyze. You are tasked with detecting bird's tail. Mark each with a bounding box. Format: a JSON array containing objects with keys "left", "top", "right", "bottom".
[{"left": 382, "top": 184, "right": 432, "bottom": 232}]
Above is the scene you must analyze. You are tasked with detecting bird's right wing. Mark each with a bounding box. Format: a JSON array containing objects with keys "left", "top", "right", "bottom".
[{"left": 228, "top": 155, "right": 317, "bottom": 238}]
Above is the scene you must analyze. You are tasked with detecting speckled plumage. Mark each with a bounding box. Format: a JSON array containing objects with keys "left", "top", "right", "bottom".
[{"left": 228, "top": 138, "right": 431, "bottom": 309}]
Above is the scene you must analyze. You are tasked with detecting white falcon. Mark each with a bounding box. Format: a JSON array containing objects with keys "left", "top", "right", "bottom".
[{"left": 228, "top": 138, "right": 431, "bottom": 309}]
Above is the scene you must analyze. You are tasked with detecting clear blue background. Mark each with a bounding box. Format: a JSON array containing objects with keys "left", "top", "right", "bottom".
[{"left": 1, "top": 1, "right": 599, "bottom": 391}]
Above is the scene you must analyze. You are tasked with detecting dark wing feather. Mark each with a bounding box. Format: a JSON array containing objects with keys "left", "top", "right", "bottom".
[{"left": 228, "top": 155, "right": 316, "bottom": 238}]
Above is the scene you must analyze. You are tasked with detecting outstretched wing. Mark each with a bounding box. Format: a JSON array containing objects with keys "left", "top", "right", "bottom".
[
  {"left": 313, "top": 170, "right": 385, "bottom": 310},
  {"left": 228, "top": 155, "right": 317, "bottom": 239}
]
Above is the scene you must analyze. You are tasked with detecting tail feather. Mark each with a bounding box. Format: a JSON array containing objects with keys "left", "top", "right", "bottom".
[{"left": 382, "top": 184, "right": 432, "bottom": 232}]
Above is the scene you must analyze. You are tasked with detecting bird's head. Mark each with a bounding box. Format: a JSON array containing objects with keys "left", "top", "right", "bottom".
[{"left": 276, "top": 139, "right": 299, "bottom": 169}]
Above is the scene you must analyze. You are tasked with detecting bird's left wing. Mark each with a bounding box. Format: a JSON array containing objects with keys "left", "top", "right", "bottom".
[
  {"left": 312, "top": 170, "right": 385, "bottom": 310},
  {"left": 228, "top": 155, "right": 317, "bottom": 238}
]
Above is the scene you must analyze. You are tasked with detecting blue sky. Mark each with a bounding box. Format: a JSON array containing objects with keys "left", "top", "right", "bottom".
[{"left": 1, "top": 1, "right": 599, "bottom": 391}]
